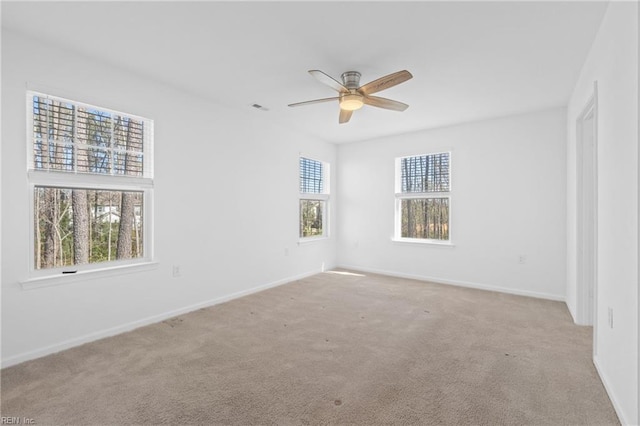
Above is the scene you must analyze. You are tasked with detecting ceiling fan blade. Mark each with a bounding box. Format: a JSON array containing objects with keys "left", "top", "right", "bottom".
[
  {"left": 359, "top": 70, "right": 413, "bottom": 95},
  {"left": 288, "top": 97, "right": 339, "bottom": 107},
  {"left": 363, "top": 95, "right": 409, "bottom": 111},
  {"left": 339, "top": 109, "right": 353, "bottom": 124},
  {"left": 309, "top": 70, "right": 349, "bottom": 93}
]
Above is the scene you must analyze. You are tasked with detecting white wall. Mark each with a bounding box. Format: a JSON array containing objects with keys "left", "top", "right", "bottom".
[
  {"left": 337, "top": 108, "right": 567, "bottom": 300},
  {"left": 1, "top": 31, "right": 337, "bottom": 366},
  {"left": 566, "top": 2, "right": 638, "bottom": 424}
]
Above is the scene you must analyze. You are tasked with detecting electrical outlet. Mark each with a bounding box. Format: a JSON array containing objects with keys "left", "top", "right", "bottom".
[
  {"left": 172, "top": 265, "right": 182, "bottom": 278},
  {"left": 284, "top": 247, "right": 289, "bottom": 256},
  {"left": 608, "top": 307, "right": 614, "bottom": 329},
  {"left": 518, "top": 255, "right": 527, "bottom": 264}
]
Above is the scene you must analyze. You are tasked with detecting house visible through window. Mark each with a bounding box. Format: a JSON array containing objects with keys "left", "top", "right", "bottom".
[
  {"left": 299, "top": 156, "right": 329, "bottom": 239},
  {"left": 28, "top": 92, "right": 154, "bottom": 274},
  {"left": 395, "top": 152, "right": 450, "bottom": 241}
]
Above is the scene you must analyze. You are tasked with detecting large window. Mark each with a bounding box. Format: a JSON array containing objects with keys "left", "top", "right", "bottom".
[
  {"left": 27, "top": 92, "right": 154, "bottom": 276},
  {"left": 395, "top": 152, "right": 450, "bottom": 242},
  {"left": 299, "top": 156, "right": 329, "bottom": 239}
]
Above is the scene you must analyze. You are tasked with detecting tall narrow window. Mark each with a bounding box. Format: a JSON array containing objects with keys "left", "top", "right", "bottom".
[
  {"left": 395, "top": 152, "right": 450, "bottom": 242},
  {"left": 299, "top": 156, "right": 329, "bottom": 239},
  {"left": 27, "top": 91, "right": 154, "bottom": 276}
]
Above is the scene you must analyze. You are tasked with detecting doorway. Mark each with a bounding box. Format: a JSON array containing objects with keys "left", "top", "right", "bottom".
[{"left": 575, "top": 83, "right": 598, "bottom": 344}]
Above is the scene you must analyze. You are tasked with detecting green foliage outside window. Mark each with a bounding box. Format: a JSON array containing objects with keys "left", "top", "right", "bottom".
[{"left": 300, "top": 199, "right": 323, "bottom": 237}]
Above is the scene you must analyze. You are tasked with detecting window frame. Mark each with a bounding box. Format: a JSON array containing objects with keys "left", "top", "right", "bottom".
[
  {"left": 25, "top": 91, "right": 155, "bottom": 284},
  {"left": 393, "top": 151, "right": 453, "bottom": 245},
  {"left": 298, "top": 155, "right": 330, "bottom": 242}
]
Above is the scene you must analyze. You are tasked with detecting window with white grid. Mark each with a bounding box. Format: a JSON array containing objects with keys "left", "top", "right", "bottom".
[
  {"left": 395, "top": 152, "right": 451, "bottom": 242},
  {"left": 27, "top": 91, "right": 154, "bottom": 277}
]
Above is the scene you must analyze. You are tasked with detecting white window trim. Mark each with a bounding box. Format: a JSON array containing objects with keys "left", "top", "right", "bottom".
[
  {"left": 27, "top": 186, "right": 155, "bottom": 281},
  {"left": 299, "top": 154, "right": 330, "bottom": 242},
  {"left": 394, "top": 151, "right": 453, "bottom": 245},
  {"left": 299, "top": 199, "right": 330, "bottom": 242},
  {"left": 25, "top": 91, "right": 155, "bottom": 284},
  {"left": 391, "top": 237, "right": 456, "bottom": 246},
  {"left": 393, "top": 195, "right": 454, "bottom": 246},
  {"left": 28, "top": 170, "right": 154, "bottom": 189},
  {"left": 20, "top": 261, "right": 159, "bottom": 290}
]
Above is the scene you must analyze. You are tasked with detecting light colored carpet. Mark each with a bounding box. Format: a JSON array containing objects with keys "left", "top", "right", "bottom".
[{"left": 1, "top": 270, "right": 619, "bottom": 425}]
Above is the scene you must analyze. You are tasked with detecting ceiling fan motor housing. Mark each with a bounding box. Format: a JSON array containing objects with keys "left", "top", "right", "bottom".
[{"left": 341, "top": 71, "right": 361, "bottom": 90}]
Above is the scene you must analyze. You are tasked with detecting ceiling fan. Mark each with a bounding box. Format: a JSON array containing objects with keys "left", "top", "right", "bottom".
[{"left": 288, "top": 69, "right": 413, "bottom": 124}]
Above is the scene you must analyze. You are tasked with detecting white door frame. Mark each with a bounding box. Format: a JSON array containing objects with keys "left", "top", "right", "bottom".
[{"left": 575, "top": 82, "right": 598, "bottom": 348}]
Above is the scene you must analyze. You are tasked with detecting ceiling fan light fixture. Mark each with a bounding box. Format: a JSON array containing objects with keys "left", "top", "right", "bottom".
[{"left": 340, "top": 93, "right": 364, "bottom": 111}]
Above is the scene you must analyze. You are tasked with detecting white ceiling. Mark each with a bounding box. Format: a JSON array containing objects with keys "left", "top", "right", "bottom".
[{"left": 2, "top": 1, "right": 608, "bottom": 144}]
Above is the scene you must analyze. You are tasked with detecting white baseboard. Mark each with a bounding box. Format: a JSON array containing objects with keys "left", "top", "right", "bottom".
[
  {"left": 565, "top": 299, "right": 579, "bottom": 323},
  {"left": 593, "top": 355, "right": 629, "bottom": 425},
  {"left": 1, "top": 268, "right": 323, "bottom": 369},
  {"left": 337, "top": 264, "right": 566, "bottom": 302}
]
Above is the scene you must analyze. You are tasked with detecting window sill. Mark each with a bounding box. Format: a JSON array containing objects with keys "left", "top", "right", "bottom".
[
  {"left": 21, "top": 261, "right": 159, "bottom": 290},
  {"left": 298, "top": 236, "right": 329, "bottom": 245},
  {"left": 391, "top": 238, "right": 455, "bottom": 247}
]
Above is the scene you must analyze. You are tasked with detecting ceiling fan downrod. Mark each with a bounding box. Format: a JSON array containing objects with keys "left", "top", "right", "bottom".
[{"left": 341, "top": 71, "right": 361, "bottom": 90}]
